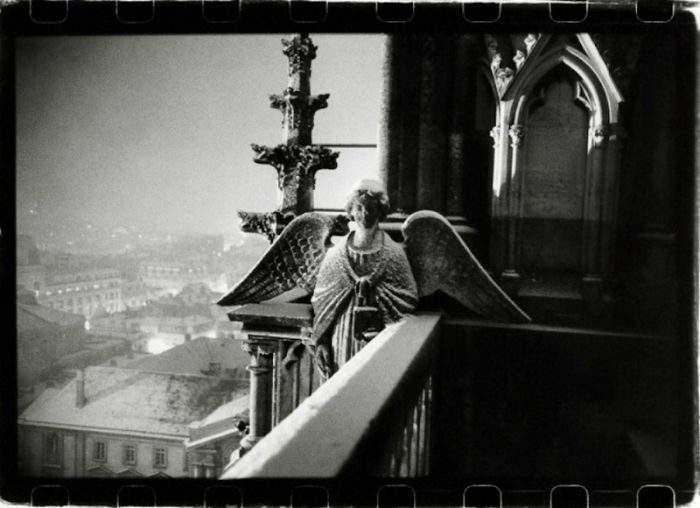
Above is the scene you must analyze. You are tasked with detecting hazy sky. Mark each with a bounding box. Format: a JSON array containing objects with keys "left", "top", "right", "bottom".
[{"left": 16, "top": 34, "right": 383, "bottom": 238}]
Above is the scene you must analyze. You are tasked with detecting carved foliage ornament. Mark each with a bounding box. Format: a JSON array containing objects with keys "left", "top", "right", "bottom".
[
  {"left": 490, "top": 125, "right": 501, "bottom": 147},
  {"left": 593, "top": 125, "right": 611, "bottom": 148},
  {"left": 238, "top": 210, "right": 294, "bottom": 242},
  {"left": 269, "top": 88, "right": 330, "bottom": 130},
  {"left": 508, "top": 124, "right": 525, "bottom": 147},
  {"left": 251, "top": 144, "right": 339, "bottom": 189},
  {"left": 484, "top": 33, "right": 540, "bottom": 98}
]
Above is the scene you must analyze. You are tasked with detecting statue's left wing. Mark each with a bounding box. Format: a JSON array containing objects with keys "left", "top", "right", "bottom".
[
  {"left": 403, "top": 211, "right": 531, "bottom": 323},
  {"left": 217, "top": 212, "right": 342, "bottom": 306}
]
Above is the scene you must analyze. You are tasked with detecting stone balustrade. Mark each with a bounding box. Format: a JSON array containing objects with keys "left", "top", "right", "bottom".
[{"left": 221, "top": 313, "right": 442, "bottom": 477}]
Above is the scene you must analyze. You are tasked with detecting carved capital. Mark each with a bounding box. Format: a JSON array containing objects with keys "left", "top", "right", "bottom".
[
  {"left": 282, "top": 34, "right": 317, "bottom": 75},
  {"left": 592, "top": 125, "right": 611, "bottom": 148},
  {"left": 508, "top": 125, "right": 525, "bottom": 147},
  {"left": 241, "top": 340, "right": 276, "bottom": 357},
  {"left": 242, "top": 340, "right": 276, "bottom": 372},
  {"left": 489, "top": 125, "right": 501, "bottom": 148}
]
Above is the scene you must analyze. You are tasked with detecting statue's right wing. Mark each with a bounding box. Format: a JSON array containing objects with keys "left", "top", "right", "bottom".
[{"left": 217, "top": 212, "right": 339, "bottom": 306}]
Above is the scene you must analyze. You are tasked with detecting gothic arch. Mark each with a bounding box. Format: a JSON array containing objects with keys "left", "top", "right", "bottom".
[
  {"left": 506, "top": 44, "right": 618, "bottom": 127},
  {"left": 489, "top": 34, "right": 624, "bottom": 315}
]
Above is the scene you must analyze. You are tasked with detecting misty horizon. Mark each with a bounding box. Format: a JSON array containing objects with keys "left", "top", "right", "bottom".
[{"left": 16, "top": 34, "right": 383, "bottom": 248}]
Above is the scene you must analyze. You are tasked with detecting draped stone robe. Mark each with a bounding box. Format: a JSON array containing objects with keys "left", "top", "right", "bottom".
[{"left": 311, "top": 231, "right": 419, "bottom": 376}]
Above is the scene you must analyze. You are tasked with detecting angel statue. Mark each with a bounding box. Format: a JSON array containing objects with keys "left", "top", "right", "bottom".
[{"left": 218, "top": 179, "right": 530, "bottom": 379}]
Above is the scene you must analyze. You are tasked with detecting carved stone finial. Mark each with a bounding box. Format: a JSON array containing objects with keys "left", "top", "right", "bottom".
[
  {"left": 508, "top": 124, "right": 525, "bottom": 147},
  {"left": 593, "top": 125, "right": 611, "bottom": 148},
  {"left": 238, "top": 34, "right": 338, "bottom": 241},
  {"left": 281, "top": 33, "right": 318, "bottom": 76}
]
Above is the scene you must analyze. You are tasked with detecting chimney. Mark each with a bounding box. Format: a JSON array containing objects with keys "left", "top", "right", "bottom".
[
  {"left": 208, "top": 362, "right": 221, "bottom": 376},
  {"left": 76, "top": 369, "right": 86, "bottom": 408}
]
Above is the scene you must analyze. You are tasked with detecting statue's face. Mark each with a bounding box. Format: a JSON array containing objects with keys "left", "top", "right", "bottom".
[{"left": 351, "top": 198, "right": 381, "bottom": 229}]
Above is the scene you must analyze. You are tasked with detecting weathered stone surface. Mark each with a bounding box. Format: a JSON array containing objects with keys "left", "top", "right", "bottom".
[{"left": 229, "top": 303, "right": 313, "bottom": 328}]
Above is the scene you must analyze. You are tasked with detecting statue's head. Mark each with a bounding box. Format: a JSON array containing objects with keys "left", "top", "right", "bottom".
[{"left": 345, "top": 179, "right": 390, "bottom": 228}]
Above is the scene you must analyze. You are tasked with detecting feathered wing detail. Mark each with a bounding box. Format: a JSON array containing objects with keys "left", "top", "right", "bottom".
[
  {"left": 217, "top": 213, "right": 337, "bottom": 306},
  {"left": 402, "top": 211, "right": 531, "bottom": 323}
]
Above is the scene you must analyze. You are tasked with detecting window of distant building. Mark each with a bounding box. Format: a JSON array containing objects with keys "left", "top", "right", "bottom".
[
  {"left": 153, "top": 447, "right": 167, "bottom": 468},
  {"left": 44, "top": 433, "right": 60, "bottom": 466},
  {"left": 93, "top": 441, "right": 107, "bottom": 462},
  {"left": 123, "top": 444, "right": 137, "bottom": 465}
]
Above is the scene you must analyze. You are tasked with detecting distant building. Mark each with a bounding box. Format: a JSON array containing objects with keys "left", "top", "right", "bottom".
[
  {"left": 177, "top": 282, "right": 220, "bottom": 307},
  {"left": 209, "top": 304, "right": 243, "bottom": 340},
  {"left": 16, "top": 235, "right": 46, "bottom": 292},
  {"left": 17, "top": 293, "right": 86, "bottom": 386},
  {"left": 36, "top": 269, "right": 124, "bottom": 319},
  {"left": 121, "top": 280, "right": 151, "bottom": 309},
  {"left": 142, "top": 315, "right": 216, "bottom": 354},
  {"left": 138, "top": 260, "right": 208, "bottom": 294},
  {"left": 18, "top": 366, "right": 247, "bottom": 478}
]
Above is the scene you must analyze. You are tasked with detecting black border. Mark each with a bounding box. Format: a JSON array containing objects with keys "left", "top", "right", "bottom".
[{"left": 1, "top": 2, "right": 697, "bottom": 506}]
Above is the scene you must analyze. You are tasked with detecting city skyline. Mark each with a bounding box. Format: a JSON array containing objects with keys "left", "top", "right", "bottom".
[{"left": 16, "top": 34, "right": 383, "bottom": 245}]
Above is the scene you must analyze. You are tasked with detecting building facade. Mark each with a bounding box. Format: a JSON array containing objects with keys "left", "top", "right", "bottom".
[
  {"left": 36, "top": 269, "right": 124, "bottom": 319},
  {"left": 18, "top": 366, "right": 247, "bottom": 478},
  {"left": 138, "top": 261, "right": 208, "bottom": 295}
]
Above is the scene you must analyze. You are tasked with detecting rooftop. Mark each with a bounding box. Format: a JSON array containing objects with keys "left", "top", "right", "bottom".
[
  {"left": 124, "top": 336, "right": 249, "bottom": 377},
  {"left": 19, "top": 366, "right": 245, "bottom": 438},
  {"left": 17, "top": 303, "right": 85, "bottom": 331}
]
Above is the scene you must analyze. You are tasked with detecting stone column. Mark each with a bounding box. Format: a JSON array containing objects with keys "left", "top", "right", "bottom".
[
  {"left": 238, "top": 339, "right": 276, "bottom": 456},
  {"left": 583, "top": 125, "right": 610, "bottom": 284},
  {"left": 503, "top": 124, "right": 525, "bottom": 282},
  {"left": 582, "top": 124, "right": 610, "bottom": 301},
  {"left": 378, "top": 35, "right": 401, "bottom": 209},
  {"left": 445, "top": 35, "right": 474, "bottom": 220},
  {"left": 395, "top": 35, "right": 420, "bottom": 215},
  {"left": 601, "top": 124, "right": 621, "bottom": 283},
  {"left": 416, "top": 36, "right": 449, "bottom": 211}
]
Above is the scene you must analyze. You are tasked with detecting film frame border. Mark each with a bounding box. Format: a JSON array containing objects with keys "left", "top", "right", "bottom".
[{"left": 0, "top": 1, "right": 698, "bottom": 506}]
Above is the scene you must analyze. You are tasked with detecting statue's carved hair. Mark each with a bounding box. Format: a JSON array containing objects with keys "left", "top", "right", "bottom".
[{"left": 345, "top": 179, "right": 391, "bottom": 221}]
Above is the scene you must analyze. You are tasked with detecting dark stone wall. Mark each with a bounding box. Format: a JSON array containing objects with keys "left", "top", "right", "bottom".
[
  {"left": 434, "top": 322, "right": 683, "bottom": 485},
  {"left": 615, "top": 28, "right": 695, "bottom": 335}
]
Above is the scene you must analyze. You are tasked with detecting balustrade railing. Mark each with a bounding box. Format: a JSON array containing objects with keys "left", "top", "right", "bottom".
[{"left": 221, "top": 313, "right": 442, "bottom": 477}]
